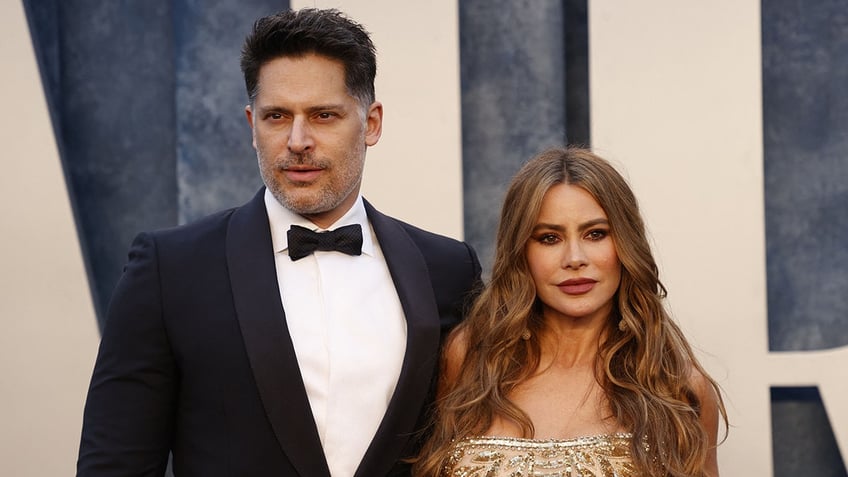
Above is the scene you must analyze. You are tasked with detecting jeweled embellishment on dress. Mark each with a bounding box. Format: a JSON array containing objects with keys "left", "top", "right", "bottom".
[{"left": 445, "top": 434, "right": 637, "bottom": 477}]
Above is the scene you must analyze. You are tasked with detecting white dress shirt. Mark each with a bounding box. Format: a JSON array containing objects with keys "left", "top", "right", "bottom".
[{"left": 264, "top": 189, "right": 407, "bottom": 477}]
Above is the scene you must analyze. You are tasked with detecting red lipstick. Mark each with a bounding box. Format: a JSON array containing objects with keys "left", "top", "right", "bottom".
[{"left": 557, "top": 278, "right": 596, "bottom": 295}]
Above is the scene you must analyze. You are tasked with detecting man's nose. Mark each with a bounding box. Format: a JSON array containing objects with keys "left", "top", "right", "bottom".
[{"left": 288, "top": 117, "right": 314, "bottom": 153}]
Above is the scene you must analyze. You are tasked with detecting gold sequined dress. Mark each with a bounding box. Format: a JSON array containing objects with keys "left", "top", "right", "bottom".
[{"left": 444, "top": 433, "right": 637, "bottom": 477}]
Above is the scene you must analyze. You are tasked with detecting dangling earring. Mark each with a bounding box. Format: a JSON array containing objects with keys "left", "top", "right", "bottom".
[
  {"left": 521, "top": 329, "right": 531, "bottom": 340},
  {"left": 618, "top": 319, "right": 627, "bottom": 332}
]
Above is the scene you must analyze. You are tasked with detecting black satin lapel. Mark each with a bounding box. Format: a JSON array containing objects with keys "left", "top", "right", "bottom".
[
  {"left": 355, "top": 201, "right": 441, "bottom": 477},
  {"left": 227, "top": 189, "right": 330, "bottom": 477}
]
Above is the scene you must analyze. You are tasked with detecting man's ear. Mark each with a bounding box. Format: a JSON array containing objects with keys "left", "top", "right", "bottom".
[
  {"left": 244, "top": 104, "right": 257, "bottom": 148},
  {"left": 364, "top": 101, "right": 383, "bottom": 147}
]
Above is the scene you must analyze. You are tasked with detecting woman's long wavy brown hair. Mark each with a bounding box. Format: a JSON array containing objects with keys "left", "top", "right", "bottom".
[{"left": 413, "top": 147, "right": 727, "bottom": 477}]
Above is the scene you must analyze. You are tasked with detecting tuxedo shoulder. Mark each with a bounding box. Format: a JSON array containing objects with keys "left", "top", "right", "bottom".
[
  {"left": 364, "top": 199, "right": 473, "bottom": 250},
  {"left": 394, "top": 219, "right": 465, "bottom": 246},
  {"left": 386, "top": 216, "right": 481, "bottom": 274},
  {"left": 143, "top": 206, "right": 238, "bottom": 248},
  {"left": 143, "top": 189, "right": 267, "bottom": 250},
  {"left": 391, "top": 217, "right": 477, "bottom": 259}
]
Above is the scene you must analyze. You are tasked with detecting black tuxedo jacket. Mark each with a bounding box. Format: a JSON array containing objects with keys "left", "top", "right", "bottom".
[{"left": 77, "top": 189, "right": 481, "bottom": 477}]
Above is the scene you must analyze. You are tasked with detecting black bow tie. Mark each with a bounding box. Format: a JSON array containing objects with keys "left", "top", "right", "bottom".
[{"left": 287, "top": 224, "right": 363, "bottom": 261}]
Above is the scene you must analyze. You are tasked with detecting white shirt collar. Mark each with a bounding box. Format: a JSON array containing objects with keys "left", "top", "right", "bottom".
[{"left": 264, "top": 188, "right": 374, "bottom": 257}]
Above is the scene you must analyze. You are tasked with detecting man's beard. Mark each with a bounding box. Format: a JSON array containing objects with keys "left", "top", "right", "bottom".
[{"left": 257, "top": 148, "right": 364, "bottom": 217}]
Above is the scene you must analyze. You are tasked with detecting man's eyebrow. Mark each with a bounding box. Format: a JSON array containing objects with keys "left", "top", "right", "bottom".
[
  {"left": 256, "top": 103, "right": 347, "bottom": 115},
  {"left": 255, "top": 105, "right": 289, "bottom": 115},
  {"left": 305, "top": 103, "right": 346, "bottom": 113}
]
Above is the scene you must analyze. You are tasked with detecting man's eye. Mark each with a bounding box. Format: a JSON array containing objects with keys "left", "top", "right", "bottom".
[
  {"left": 267, "top": 113, "right": 283, "bottom": 120},
  {"left": 316, "top": 112, "right": 335, "bottom": 120}
]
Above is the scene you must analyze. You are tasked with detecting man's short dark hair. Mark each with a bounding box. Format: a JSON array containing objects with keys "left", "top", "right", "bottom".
[{"left": 240, "top": 8, "right": 377, "bottom": 107}]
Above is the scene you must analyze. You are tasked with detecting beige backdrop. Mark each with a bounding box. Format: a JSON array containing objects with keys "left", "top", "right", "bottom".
[{"left": 0, "top": 2, "right": 100, "bottom": 476}]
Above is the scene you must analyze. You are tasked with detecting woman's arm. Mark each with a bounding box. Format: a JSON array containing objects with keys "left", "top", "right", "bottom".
[{"left": 691, "top": 368, "right": 721, "bottom": 477}]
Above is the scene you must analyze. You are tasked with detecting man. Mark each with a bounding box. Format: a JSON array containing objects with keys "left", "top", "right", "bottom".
[{"left": 77, "top": 8, "right": 480, "bottom": 477}]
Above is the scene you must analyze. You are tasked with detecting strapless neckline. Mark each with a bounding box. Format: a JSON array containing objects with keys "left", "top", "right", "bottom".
[
  {"left": 462, "top": 432, "right": 633, "bottom": 446},
  {"left": 445, "top": 433, "right": 638, "bottom": 476}
]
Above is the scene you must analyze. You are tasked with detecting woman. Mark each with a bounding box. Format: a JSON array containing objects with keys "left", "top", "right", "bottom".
[{"left": 414, "top": 147, "right": 727, "bottom": 476}]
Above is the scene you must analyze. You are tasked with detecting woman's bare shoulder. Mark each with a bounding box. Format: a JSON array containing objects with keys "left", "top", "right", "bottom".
[
  {"left": 687, "top": 365, "right": 718, "bottom": 407},
  {"left": 443, "top": 326, "right": 470, "bottom": 382},
  {"left": 436, "top": 325, "right": 475, "bottom": 399}
]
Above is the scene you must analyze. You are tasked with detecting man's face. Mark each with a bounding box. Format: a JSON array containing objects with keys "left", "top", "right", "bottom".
[{"left": 245, "top": 53, "right": 382, "bottom": 228}]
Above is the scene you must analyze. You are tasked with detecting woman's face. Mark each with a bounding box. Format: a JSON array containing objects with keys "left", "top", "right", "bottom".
[{"left": 526, "top": 183, "right": 621, "bottom": 325}]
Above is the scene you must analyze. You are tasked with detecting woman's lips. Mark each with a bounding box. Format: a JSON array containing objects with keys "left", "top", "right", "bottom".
[{"left": 557, "top": 278, "right": 597, "bottom": 295}]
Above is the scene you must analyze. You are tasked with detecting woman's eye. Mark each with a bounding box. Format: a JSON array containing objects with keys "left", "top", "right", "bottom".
[
  {"left": 586, "top": 229, "right": 608, "bottom": 240},
  {"left": 538, "top": 233, "right": 559, "bottom": 244}
]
